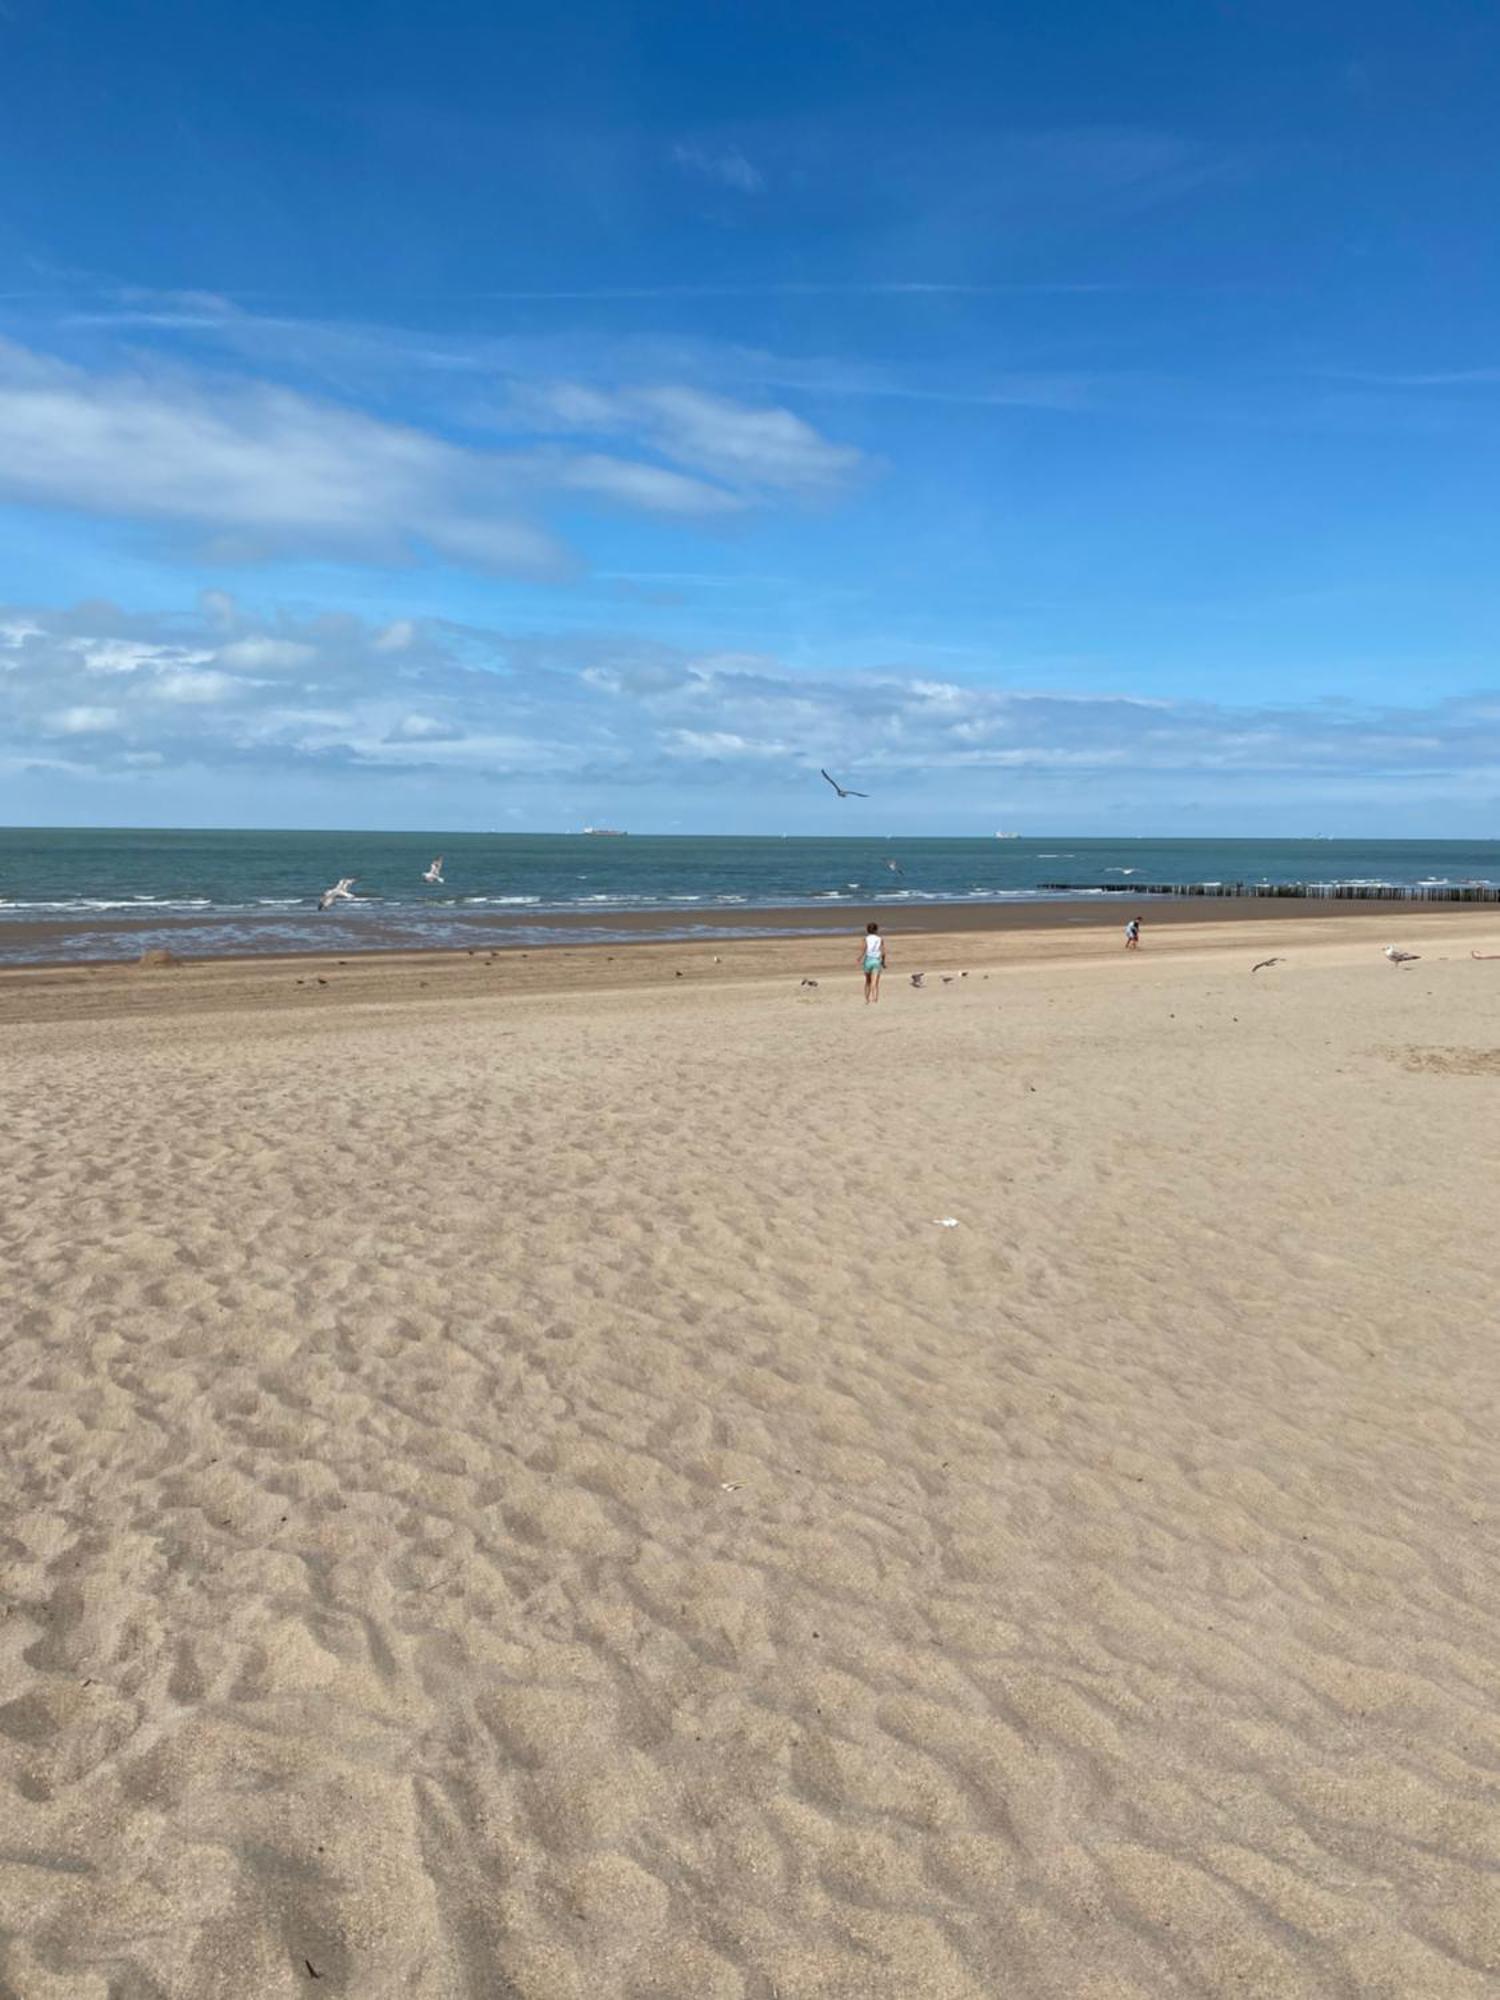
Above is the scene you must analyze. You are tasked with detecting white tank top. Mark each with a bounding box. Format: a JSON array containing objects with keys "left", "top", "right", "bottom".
[{"left": 864, "top": 934, "right": 883, "bottom": 959}]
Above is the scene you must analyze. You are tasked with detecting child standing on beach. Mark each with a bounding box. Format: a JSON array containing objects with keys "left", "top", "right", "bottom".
[
  {"left": 1124, "top": 918, "right": 1141, "bottom": 950},
  {"left": 862, "top": 922, "right": 887, "bottom": 1002}
]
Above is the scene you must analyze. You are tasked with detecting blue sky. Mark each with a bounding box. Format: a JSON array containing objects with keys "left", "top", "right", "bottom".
[{"left": 2, "top": 0, "right": 1498, "bottom": 833}]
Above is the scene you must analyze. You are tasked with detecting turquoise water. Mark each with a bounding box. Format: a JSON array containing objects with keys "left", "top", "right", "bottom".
[{"left": 2, "top": 829, "right": 1497, "bottom": 964}]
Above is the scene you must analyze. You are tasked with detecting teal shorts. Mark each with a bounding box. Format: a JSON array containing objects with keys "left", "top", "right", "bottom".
[{"left": 863, "top": 957, "right": 883, "bottom": 974}]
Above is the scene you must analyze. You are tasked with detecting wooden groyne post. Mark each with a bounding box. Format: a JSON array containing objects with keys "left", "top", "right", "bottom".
[{"left": 1038, "top": 881, "right": 1500, "bottom": 903}]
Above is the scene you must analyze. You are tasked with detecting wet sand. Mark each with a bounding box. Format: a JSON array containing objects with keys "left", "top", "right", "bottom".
[
  {"left": 1, "top": 886, "right": 1489, "bottom": 972},
  {"left": 2, "top": 912, "right": 1499, "bottom": 1996},
  {"left": 0, "top": 898, "right": 1491, "bottom": 1026}
]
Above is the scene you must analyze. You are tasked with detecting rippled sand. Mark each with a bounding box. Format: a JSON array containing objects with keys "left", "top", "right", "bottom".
[{"left": 3, "top": 916, "right": 1498, "bottom": 1997}]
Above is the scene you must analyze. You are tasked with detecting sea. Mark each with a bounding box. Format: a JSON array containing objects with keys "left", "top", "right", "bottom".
[{"left": 1, "top": 828, "right": 1498, "bottom": 966}]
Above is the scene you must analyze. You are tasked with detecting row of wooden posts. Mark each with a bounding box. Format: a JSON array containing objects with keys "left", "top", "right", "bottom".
[{"left": 1038, "top": 880, "right": 1500, "bottom": 903}]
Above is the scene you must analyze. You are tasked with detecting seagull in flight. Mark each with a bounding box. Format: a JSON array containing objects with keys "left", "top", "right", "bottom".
[
  {"left": 820, "top": 768, "right": 868, "bottom": 799},
  {"left": 422, "top": 856, "right": 445, "bottom": 885},
  {"left": 318, "top": 877, "right": 357, "bottom": 911},
  {"left": 884, "top": 858, "right": 904, "bottom": 875},
  {"left": 1251, "top": 957, "right": 1285, "bottom": 973},
  {"left": 1384, "top": 944, "right": 1421, "bottom": 964}
]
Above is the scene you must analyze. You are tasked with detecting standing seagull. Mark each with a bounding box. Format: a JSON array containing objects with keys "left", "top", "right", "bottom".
[
  {"left": 1384, "top": 944, "right": 1421, "bottom": 965},
  {"left": 820, "top": 769, "right": 868, "bottom": 799},
  {"left": 318, "top": 877, "right": 357, "bottom": 911},
  {"left": 423, "top": 856, "right": 445, "bottom": 885}
]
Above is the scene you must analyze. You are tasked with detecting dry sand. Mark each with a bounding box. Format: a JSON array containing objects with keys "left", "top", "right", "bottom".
[{"left": 2, "top": 913, "right": 1499, "bottom": 1997}]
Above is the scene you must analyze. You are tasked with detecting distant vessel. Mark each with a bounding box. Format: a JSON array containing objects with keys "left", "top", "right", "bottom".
[
  {"left": 994, "top": 830, "right": 1020, "bottom": 839},
  {"left": 580, "top": 826, "right": 627, "bottom": 836}
]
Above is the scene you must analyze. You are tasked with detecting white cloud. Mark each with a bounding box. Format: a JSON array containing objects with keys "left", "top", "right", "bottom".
[
  {"left": 634, "top": 387, "right": 863, "bottom": 492},
  {"left": 0, "top": 335, "right": 867, "bottom": 577},
  {"left": 353, "top": 730, "right": 581, "bottom": 771},
  {"left": 200, "top": 590, "right": 238, "bottom": 628},
  {"left": 670, "top": 142, "right": 765, "bottom": 194},
  {"left": 665, "top": 728, "right": 790, "bottom": 759},
  {"left": 507, "top": 382, "right": 865, "bottom": 496},
  {"left": 544, "top": 450, "right": 747, "bottom": 515},
  {"left": 4, "top": 600, "right": 1499, "bottom": 832},
  {"left": 71, "top": 638, "right": 200, "bottom": 676},
  {"left": 51, "top": 704, "right": 121, "bottom": 733},
  {"left": 0, "top": 337, "right": 566, "bottom": 576},
  {"left": 217, "top": 637, "right": 317, "bottom": 672},
  {"left": 150, "top": 668, "right": 236, "bottom": 703},
  {"left": 412, "top": 513, "right": 566, "bottom": 576}
]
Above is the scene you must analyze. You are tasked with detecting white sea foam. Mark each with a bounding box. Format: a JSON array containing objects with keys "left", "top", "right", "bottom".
[{"left": 0, "top": 897, "right": 212, "bottom": 912}]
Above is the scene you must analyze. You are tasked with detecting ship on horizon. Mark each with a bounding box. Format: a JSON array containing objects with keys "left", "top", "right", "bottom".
[{"left": 580, "top": 825, "right": 627, "bottom": 836}]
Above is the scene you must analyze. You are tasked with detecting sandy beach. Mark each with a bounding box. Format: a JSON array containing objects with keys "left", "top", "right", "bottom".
[{"left": 3, "top": 910, "right": 1499, "bottom": 1998}]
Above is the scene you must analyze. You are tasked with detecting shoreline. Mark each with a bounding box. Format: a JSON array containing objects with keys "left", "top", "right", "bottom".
[
  {"left": 5, "top": 901, "right": 1496, "bottom": 1027},
  {"left": 1, "top": 887, "right": 1492, "bottom": 974}
]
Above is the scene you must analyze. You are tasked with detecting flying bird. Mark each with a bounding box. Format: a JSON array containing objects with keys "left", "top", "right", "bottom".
[
  {"left": 909, "top": 973, "right": 925, "bottom": 988},
  {"left": 884, "top": 858, "right": 904, "bottom": 875},
  {"left": 820, "top": 769, "right": 868, "bottom": 799},
  {"left": 1251, "top": 957, "right": 1285, "bottom": 973},
  {"left": 318, "top": 877, "right": 356, "bottom": 911},
  {"left": 1384, "top": 945, "right": 1421, "bottom": 965},
  {"left": 422, "top": 856, "right": 444, "bottom": 885},
  {"left": 800, "top": 977, "right": 820, "bottom": 988}
]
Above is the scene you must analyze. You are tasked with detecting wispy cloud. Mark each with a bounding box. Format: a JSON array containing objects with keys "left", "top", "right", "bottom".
[
  {"left": 670, "top": 141, "right": 765, "bottom": 195},
  {"left": 20, "top": 289, "right": 1101, "bottom": 419},
  {"left": 47, "top": 281, "right": 1118, "bottom": 311},
  {"left": 748, "top": 356, "right": 1095, "bottom": 411},
  {"left": 0, "top": 337, "right": 566, "bottom": 575},
  {"left": 418, "top": 281, "right": 1117, "bottom": 300},
  {"left": 62, "top": 287, "right": 242, "bottom": 330},
  {"left": 503, "top": 381, "right": 866, "bottom": 493},
  {"left": 1326, "top": 367, "right": 1500, "bottom": 389},
  {"left": 0, "top": 334, "right": 869, "bottom": 574}
]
